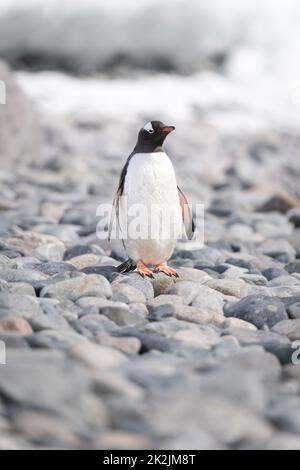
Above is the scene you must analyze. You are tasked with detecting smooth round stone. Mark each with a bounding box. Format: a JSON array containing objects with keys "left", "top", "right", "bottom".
[
  {"left": 112, "top": 273, "right": 154, "bottom": 301},
  {"left": 175, "top": 267, "right": 212, "bottom": 283},
  {"left": 81, "top": 265, "right": 118, "bottom": 281},
  {"left": 214, "top": 264, "right": 240, "bottom": 274},
  {"left": 0, "top": 316, "right": 33, "bottom": 335},
  {"left": 173, "top": 247, "right": 222, "bottom": 264},
  {"left": 175, "top": 306, "right": 214, "bottom": 325},
  {"left": 40, "top": 274, "right": 112, "bottom": 301},
  {"left": 93, "top": 371, "right": 144, "bottom": 400},
  {"left": 101, "top": 302, "right": 147, "bottom": 327},
  {"left": 224, "top": 295, "right": 288, "bottom": 329},
  {"left": 147, "top": 295, "right": 183, "bottom": 311},
  {"left": 240, "top": 273, "right": 267, "bottom": 286},
  {"left": 222, "top": 317, "right": 257, "bottom": 331},
  {"left": 67, "top": 254, "right": 102, "bottom": 269},
  {"left": 96, "top": 335, "right": 141, "bottom": 354},
  {"left": 254, "top": 285, "right": 300, "bottom": 298},
  {"left": 268, "top": 275, "right": 300, "bottom": 287},
  {"left": 262, "top": 268, "right": 288, "bottom": 281},
  {"left": 287, "top": 302, "right": 300, "bottom": 319},
  {"left": 79, "top": 314, "right": 118, "bottom": 336},
  {"left": 206, "top": 278, "right": 250, "bottom": 298},
  {"left": 60, "top": 208, "right": 95, "bottom": 226},
  {"left": 211, "top": 313, "right": 226, "bottom": 328},
  {"left": 27, "top": 329, "right": 85, "bottom": 350},
  {"left": 222, "top": 327, "right": 292, "bottom": 364},
  {"left": 255, "top": 221, "right": 292, "bottom": 239},
  {"left": 0, "top": 269, "right": 47, "bottom": 283},
  {"left": 76, "top": 296, "right": 116, "bottom": 310},
  {"left": 221, "top": 266, "right": 248, "bottom": 279},
  {"left": 194, "top": 267, "right": 220, "bottom": 279},
  {"left": 285, "top": 261, "right": 300, "bottom": 274},
  {"left": 225, "top": 257, "right": 254, "bottom": 270},
  {"left": 13, "top": 411, "right": 82, "bottom": 448},
  {"left": 92, "top": 431, "right": 149, "bottom": 450},
  {"left": 15, "top": 256, "right": 47, "bottom": 268},
  {"left": 34, "top": 241, "right": 65, "bottom": 261},
  {"left": 112, "top": 283, "right": 146, "bottom": 304},
  {"left": 167, "top": 281, "right": 200, "bottom": 305},
  {"left": 39, "top": 201, "right": 68, "bottom": 221},
  {"left": 28, "top": 311, "right": 70, "bottom": 332},
  {"left": 257, "top": 239, "right": 296, "bottom": 263},
  {"left": 33, "top": 224, "right": 80, "bottom": 243},
  {"left": 271, "top": 319, "right": 300, "bottom": 340},
  {"left": 0, "top": 293, "right": 42, "bottom": 319},
  {"left": 0, "top": 280, "right": 36, "bottom": 296},
  {"left": 70, "top": 341, "right": 127, "bottom": 369},
  {"left": 142, "top": 318, "right": 198, "bottom": 338},
  {"left": 24, "top": 261, "right": 76, "bottom": 276},
  {"left": 172, "top": 327, "right": 221, "bottom": 349},
  {"left": 63, "top": 244, "right": 105, "bottom": 261},
  {"left": 226, "top": 223, "right": 255, "bottom": 240},
  {"left": 147, "top": 304, "right": 176, "bottom": 321},
  {"left": 212, "top": 335, "right": 240, "bottom": 357},
  {"left": 192, "top": 285, "right": 225, "bottom": 316}
]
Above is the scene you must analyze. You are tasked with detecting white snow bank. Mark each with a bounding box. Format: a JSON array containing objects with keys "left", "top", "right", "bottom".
[{"left": 16, "top": 70, "right": 300, "bottom": 137}]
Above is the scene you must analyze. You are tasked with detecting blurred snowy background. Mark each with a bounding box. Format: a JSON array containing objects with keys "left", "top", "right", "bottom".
[
  {"left": 1, "top": 0, "right": 300, "bottom": 116},
  {"left": 1, "top": 0, "right": 300, "bottom": 246},
  {"left": 0, "top": 0, "right": 299, "bottom": 204}
]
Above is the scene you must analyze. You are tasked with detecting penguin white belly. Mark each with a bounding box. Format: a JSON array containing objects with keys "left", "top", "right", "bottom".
[{"left": 120, "top": 152, "right": 182, "bottom": 265}]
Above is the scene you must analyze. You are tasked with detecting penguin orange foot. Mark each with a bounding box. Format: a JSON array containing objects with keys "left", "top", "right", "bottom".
[
  {"left": 154, "top": 263, "right": 179, "bottom": 278},
  {"left": 136, "top": 261, "right": 154, "bottom": 278}
]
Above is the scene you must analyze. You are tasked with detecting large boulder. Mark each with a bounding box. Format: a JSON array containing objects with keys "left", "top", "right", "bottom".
[{"left": 0, "top": 61, "right": 41, "bottom": 168}]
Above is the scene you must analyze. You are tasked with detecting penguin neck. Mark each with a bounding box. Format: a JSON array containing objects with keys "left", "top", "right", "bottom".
[
  {"left": 133, "top": 144, "right": 163, "bottom": 153},
  {"left": 133, "top": 142, "right": 164, "bottom": 154}
]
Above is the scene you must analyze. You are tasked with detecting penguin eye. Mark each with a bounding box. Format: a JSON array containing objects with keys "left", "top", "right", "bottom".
[{"left": 147, "top": 129, "right": 154, "bottom": 134}]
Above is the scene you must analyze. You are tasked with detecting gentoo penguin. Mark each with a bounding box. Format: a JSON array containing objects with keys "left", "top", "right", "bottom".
[{"left": 109, "top": 120, "right": 194, "bottom": 278}]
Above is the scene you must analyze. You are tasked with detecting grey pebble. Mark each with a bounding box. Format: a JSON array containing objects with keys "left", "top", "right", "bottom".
[
  {"left": 224, "top": 295, "right": 288, "bottom": 329},
  {"left": 0, "top": 293, "right": 42, "bottom": 319},
  {"left": 40, "top": 274, "right": 112, "bottom": 301},
  {"left": 222, "top": 327, "right": 292, "bottom": 364}
]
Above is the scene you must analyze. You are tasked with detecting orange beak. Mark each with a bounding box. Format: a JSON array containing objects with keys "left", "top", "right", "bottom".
[{"left": 162, "top": 126, "right": 175, "bottom": 133}]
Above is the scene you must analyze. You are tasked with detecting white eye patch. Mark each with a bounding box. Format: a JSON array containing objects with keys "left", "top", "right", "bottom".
[{"left": 143, "top": 122, "right": 154, "bottom": 133}]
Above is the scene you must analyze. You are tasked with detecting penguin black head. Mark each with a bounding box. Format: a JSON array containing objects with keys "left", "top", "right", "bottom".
[{"left": 134, "top": 120, "right": 175, "bottom": 153}]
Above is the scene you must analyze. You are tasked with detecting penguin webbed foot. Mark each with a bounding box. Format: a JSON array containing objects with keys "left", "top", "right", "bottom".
[
  {"left": 154, "top": 263, "right": 179, "bottom": 278},
  {"left": 136, "top": 261, "right": 154, "bottom": 279}
]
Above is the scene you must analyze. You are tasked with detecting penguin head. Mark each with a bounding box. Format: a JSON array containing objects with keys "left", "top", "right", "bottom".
[{"left": 136, "top": 120, "right": 175, "bottom": 151}]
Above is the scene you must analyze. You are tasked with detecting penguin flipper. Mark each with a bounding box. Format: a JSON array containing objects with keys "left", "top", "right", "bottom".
[
  {"left": 108, "top": 152, "right": 134, "bottom": 243},
  {"left": 108, "top": 188, "right": 122, "bottom": 242},
  {"left": 116, "top": 258, "right": 137, "bottom": 273},
  {"left": 177, "top": 186, "right": 195, "bottom": 240}
]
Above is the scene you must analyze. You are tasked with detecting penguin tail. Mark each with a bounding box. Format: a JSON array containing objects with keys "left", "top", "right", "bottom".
[{"left": 116, "top": 258, "right": 136, "bottom": 273}]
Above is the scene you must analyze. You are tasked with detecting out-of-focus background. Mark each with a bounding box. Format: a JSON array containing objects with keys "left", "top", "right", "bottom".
[
  {"left": 1, "top": 0, "right": 300, "bottom": 451},
  {"left": 1, "top": 0, "right": 300, "bottom": 206}
]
